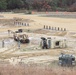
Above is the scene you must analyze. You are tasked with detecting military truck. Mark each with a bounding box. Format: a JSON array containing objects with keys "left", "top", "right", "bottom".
[
  {"left": 14, "top": 34, "right": 30, "bottom": 44},
  {"left": 59, "top": 53, "right": 75, "bottom": 66}
]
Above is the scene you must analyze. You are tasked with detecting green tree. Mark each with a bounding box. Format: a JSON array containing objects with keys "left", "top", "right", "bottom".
[
  {"left": 32, "top": 0, "right": 43, "bottom": 11},
  {"left": 7, "top": 0, "right": 24, "bottom": 9},
  {"left": 49, "top": 0, "right": 76, "bottom": 11},
  {"left": 22, "top": 0, "right": 30, "bottom": 9},
  {"left": 32, "top": 0, "right": 51, "bottom": 11},
  {"left": 42, "top": 1, "right": 51, "bottom": 11},
  {"left": 0, "top": 0, "right": 7, "bottom": 10}
]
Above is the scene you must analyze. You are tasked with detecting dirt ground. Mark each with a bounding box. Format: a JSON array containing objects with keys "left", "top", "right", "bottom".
[
  {"left": 0, "top": 12, "right": 76, "bottom": 74},
  {"left": 0, "top": 12, "right": 76, "bottom": 32},
  {"left": 0, "top": 64, "right": 76, "bottom": 75}
]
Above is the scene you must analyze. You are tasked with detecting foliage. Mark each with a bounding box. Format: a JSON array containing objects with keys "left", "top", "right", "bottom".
[
  {"left": 50, "top": 0, "right": 76, "bottom": 7},
  {"left": 32, "top": 0, "right": 43, "bottom": 11},
  {"left": 32, "top": 0, "right": 51, "bottom": 11},
  {"left": 42, "top": 1, "right": 51, "bottom": 11},
  {"left": 27, "top": 10, "right": 32, "bottom": 14},
  {"left": 0, "top": 0, "right": 76, "bottom": 11},
  {"left": 0, "top": 0, "right": 7, "bottom": 10},
  {"left": 7, "top": 0, "right": 24, "bottom": 9}
]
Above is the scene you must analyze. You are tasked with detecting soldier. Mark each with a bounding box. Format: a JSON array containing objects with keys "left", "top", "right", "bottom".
[
  {"left": 43, "top": 39, "right": 48, "bottom": 49},
  {"left": 22, "top": 23, "right": 23, "bottom": 26},
  {"left": 61, "top": 28, "right": 63, "bottom": 31},
  {"left": 20, "top": 22, "right": 21, "bottom": 25},
  {"left": 64, "top": 28, "right": 66, "bottom": 31},
  {"left": 58, "top": 27, "right": 59, "bottom": 31},
  {"left": 27, "top": 23, "right": 29, "bottom": 26},
  {"left": 49, "top": 26, "right": 51, "bottom": 30},
  {"left": 46, "top": 26, "right": 48, "bottom": 29},
  {"left": 8, "top": 30, "right": 10, "bottom": 36},
  {"left": 25, "top": 23, "right": 26, "bottom": 26},
  {"left": 18, "top": 22, "right": 19, "bottom": 25},
  {"left": 52, "top": 27, "right": 53, "bottom": 30},
  {"left": 41, "top": 37, "right": 48, "bottom": 49},
  {"left": 55, "top": 27, "right": 56, "bottom": 31},
  {"left": 14, "top": 21, "right": 15, "bottom": 25},
  {"left": 2, "top": 40, "right": 4, "bottom": 48},
  {"left": 18, "top": 37, "right": 20, "bottom": 49},
  {"left": 44, "top": 25, "right": 45, "bottom": 29}
]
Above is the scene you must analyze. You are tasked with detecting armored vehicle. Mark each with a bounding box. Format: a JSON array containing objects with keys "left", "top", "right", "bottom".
[
  {"left": 59, "top": 53, "right": 75, "bottom": 66},
  {"left": 14, "top": 34, "right": 30, "bottom": 44}
]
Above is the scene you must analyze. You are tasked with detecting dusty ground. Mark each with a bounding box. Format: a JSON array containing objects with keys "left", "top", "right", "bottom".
[
  {"left": 0, "top": 12, "right": 76, "bottom": 32},
  {"left": 0, "top": 12, "right": 76, "bottom": 75},
  {"left": 0, "top": 64, "right": 76, "bottom": 75},
  {"left": 0, "top": 12, "right": 76, "bottom": 55}
]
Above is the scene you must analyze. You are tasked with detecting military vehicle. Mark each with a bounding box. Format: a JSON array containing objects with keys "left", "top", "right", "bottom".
[
  {"left": 14, "top": 34, "right": 30, "bottom": 44},
  {"left": 18, "top": 29, "right": 23, "bottom": 33},
  {"left": 59, "top": 53, "right": 75, "bottom": 66}
]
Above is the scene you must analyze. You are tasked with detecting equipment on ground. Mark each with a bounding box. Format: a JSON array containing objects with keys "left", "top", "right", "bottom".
[
  {"left": 14, "top": 34, "right": 30, "bottom": 44},
  {"left": 15, "top": 29, "right": 23, "bottom": 33},
  {"left": 18, "top": 29, "right": 23, "bottom": 33},
  {"left": 59, "top": 53, "right": 75, "bottom": 66},
  {"left": 40, "top": 37, "right": 67, "bottom": 49},
  {"left": 41, "top": 37, "right": 48, "bottom": 49}
]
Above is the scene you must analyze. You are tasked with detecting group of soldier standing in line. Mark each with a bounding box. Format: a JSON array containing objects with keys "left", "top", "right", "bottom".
[{"left": 43, "top": 25, "right": 67, "bottom": 31}]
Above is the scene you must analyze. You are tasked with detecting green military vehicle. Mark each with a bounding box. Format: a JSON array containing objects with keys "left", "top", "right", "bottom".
[{"left": 59, "top": 53, "right": 75, "bottom": 66}]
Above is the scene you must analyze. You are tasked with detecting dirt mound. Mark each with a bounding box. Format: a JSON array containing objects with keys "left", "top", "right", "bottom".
[
  {"left": 34, "top": 29, "right": 67, "bottom": 36},
  {"left": 34, "top": 29, "right": 50, "bottom": 34},
  {"left": 13, "top": 17, "right": 34, "bottom": 22},
  {"left": 0, "top": 18, "right": 34, "bottom": 27}
]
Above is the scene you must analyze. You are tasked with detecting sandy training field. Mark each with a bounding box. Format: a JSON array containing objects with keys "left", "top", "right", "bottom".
[
  {"left": 0, "top": 12, "right": 76, "bottom": 31},
  {"left": 0, "top": 12, "right": 76, "bottom": 74}
]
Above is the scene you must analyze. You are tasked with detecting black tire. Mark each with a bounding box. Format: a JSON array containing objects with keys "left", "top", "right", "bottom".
[
  {"left": 20, "top": 39, "right": 30, "bottom": 43},
  {"left": 14, "top": 38, "right": 18, "bottom": 41},
  {"left": 25, "top": 39, "right": 30, "bottom": 43}
]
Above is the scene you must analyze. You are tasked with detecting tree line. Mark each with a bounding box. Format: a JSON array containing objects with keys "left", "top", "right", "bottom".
[{"left": 0, "top": 0, "right": 76, "bottom": 11}]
